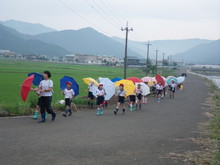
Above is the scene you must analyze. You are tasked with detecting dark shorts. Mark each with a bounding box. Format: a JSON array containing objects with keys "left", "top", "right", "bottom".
[
  {"left": 129, "top": 95, "right": 136, "bottom": 103},
  {"left": 137, "top": 93, "right": 142, "bottom": 101},
  {"left": 118, "top": 96, "right": 125, "bottom": 104},
  {"left": 65, "top": 98, "right": 72, "bottom": 107},
  {"left": 96, "top": 96, "right": 104, "bottom": 105},
  {"left": 37, "top": 97, "right": 42, "bottom": 106},
  {"left": 157, "top": 90, "right": 163, "bottom": 95},
  {"left": 88, "top": 91, "right": 94, "bottom": 100},
  {"left": 152, "top": 87, "right": 156, "bottom": 92},
  {"left": 169, "top": 87, "right": 175, "bottom": 92}
]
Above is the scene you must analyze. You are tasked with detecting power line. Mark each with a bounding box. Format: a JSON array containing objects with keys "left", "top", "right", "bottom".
[
  {"left": 97, "top": 0, "right": 125, "bottom": 26},
  {"left": 92, "top": 0, "right": 144, "bottom": 41},
  {"left": 57, "top": 0, "right": 112, "bottom": 36},
  {"left": 83, "top": 0, "right": 120, "bottom": 30},
  {"left": 91, "top": 0, "right": 122, "bottom": 28}
]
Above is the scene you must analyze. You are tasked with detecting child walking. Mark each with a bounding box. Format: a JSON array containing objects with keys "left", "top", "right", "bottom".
[
  {"left": 129, "top": 90, "right": 136, "bottom": 111},
  {"left": 62, "top": 82, "right": 75, "bottom": 117},
  {"left": 114, "top": 84, "right": 126, "bottom": 115},
  {"left": 136, "top": 84, "right": 143, "bottom": 110},
  {"left": 169, "top": 80, "right": 176, "bottom": 98},
  {"left": 151, "top": 81, "right": 157, "bottom": 96},
  {"left": 32, "top": 91, "right": 48, "bottom": 119},
  {"left": 96, "top": 83, "right": 106, "bottom": 116},
  {"left": 87, "top": 82, "right": 95, "bottom": 108},
  {"left": 142, "top": 82, "right": 148, "bottom": 104},
  {"left": 156, "top": 82, "right": 164, "bottom": 103}
]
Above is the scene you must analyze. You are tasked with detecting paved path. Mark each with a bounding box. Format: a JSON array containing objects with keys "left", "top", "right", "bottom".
[{"left": 0, "top": 74, "right": 208, "bottom": 165}]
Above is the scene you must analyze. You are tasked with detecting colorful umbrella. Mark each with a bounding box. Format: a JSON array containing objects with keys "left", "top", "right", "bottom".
[
  {"left": 177, "top": 76, "right": 185, "bottom": 83},
  {"left": 141, "top": 76, "right": 151, "bottom": 82},
  {"left": 111, "top": 77, "right": 123, "bottom": 82},
  {"left": 60, "top": 76, "right": 79, "bottom": 97},
  {"left": 21, "top": 74, "right": 34, "bottom": 102},
  {"left": 161, "top": 76, "right": 166, "bottom": 81},
  {"left": 127, "top": 77, "right": 143, "bottom": 83},
  {"left": 166, "top": 76, "right": 178, "bottom": 84},
  {"left": 148, "top": 77, "right": 157, "bottom": 87},
  {"left": 115, "top": 80, "right": 136, "bottom": 96},
  {"left": 136, "top": 83, "right": 150, "bottom": 96},
  {"left": 92, "top": 77, "right": 115, "bottom": 100},
  {"left": 28, "top": 72, "right": 44, "bottom": 86},
  {"left": 83, "top": 77, "right": 99, "bottom": 86},
  {"left": 155, "top": 74, "right": 165, "bottom": 86}
]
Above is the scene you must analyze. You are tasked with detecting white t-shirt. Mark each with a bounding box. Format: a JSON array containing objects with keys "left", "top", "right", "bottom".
[
  {"left": 156, "top": 84, "right": 163, "bottom": 90},
  {"left": 39, "top": 80, "right": 53, "bottom": 97},
  {"left": 64, "top": 88, "right": 75, "bottom": 99},
  {"left": 88, "top": 85, "right": 93, "bottom": 92},
  {"left": 136, "top": 88, "right": 142, "bottom": 94},
  {"left": 116, "top": 90, "right": 126, "bottom": 97},
  {"left": 170, "top": 83, "right": 176, "bottom": 88},
  {"left": 96, "top": 89, "right": 105, "bottom": 96}
]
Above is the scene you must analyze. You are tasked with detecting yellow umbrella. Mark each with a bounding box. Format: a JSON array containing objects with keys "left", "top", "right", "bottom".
[
  {"left": 83, "top": 77, "right": 99, "bottom": 86},
  {"left": 114, "top": 80, "right": 136, "bottom": 96}
]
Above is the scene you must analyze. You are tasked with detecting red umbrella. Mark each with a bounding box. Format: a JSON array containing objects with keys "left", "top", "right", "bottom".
[
  {"left": 21, "top": 74, "right": 35, "bottom": 102},
  {"left": 127, "top": 77, "right": 143, "bottom": 84},
  {"left": 155, "top": 74, "right": 165, "bottom": 86}
]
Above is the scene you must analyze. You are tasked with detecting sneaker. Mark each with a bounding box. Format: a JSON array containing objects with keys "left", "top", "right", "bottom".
[
  {"left": 38, "top": 119, "right": 45, "bottom": 123},
  {"left": 63, "top": 114, "right": 67, "bottom": 117},
  {"left": 68, "top": 110, "right": 72, "bottom": 116},
  {"left": 122, "top": 109, "right": 125, "bottom": 115},
  {"left": 52, "top": 113, "right": 56, "bottom": 121},
  {"left": 97, "top": 109, "right": 100, "bottom": 116}
]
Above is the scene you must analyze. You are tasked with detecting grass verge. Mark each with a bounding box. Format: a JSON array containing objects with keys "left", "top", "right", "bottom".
[{"left": 205, "top": 79, "right": 220, "bottom": 165}]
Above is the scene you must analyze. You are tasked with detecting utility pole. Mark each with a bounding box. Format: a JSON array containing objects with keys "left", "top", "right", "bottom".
[
  {"left": 155, "top": 50, "right": 158, "bottom": 74},
  {"left": 145, "top": 41, "right": 151, "bottom": 76},
  {"left": 162, "top": 53, "right": 165, "bottom": 68},
  {"left": 121, "top": 22, "right": 133, "bottom": 79}
]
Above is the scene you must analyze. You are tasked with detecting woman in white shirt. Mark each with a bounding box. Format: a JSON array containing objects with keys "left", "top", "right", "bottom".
[
  {"left": 96, "top": 83, "right": 106, "bottom": 116},
  {"left": 31, "top": 71, "right": 56, "bottom": 123},
  {"left": 62, "top": 82, "right": 75, "bottom": 117}
]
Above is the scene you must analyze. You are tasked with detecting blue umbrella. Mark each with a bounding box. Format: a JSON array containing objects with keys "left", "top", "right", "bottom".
[
  {"left": 166, "top": 76, "right": 178, "bottom": 84},
  {"left": 60, "top": 76, "right": 79, "bottom": 97},
  {"left": 28, "top": 72, "right": 44, "bottom": 86},
  {"left": 111, "top": 77, "right": 123, "bottom": 82}
]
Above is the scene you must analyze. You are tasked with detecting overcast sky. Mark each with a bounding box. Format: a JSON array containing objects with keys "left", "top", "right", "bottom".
[{"left": 0, "top": 0, "right": 220, "bottom": 41}]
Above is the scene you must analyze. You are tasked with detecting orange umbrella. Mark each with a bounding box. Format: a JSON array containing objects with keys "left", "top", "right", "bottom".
[{"left": 21, "top": 74, "right": 34, "bottom": 102}]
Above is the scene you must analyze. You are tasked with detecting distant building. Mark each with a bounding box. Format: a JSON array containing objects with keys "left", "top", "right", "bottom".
[
  {"left": 0, "top": 50, "right": 16, "bottom": 59},
  {"left": 127, "top": 56, "right": 139, "bottom": 65},
  {"left": 74, "top": 53, "right": 119, "bottom": 65},
  {"left": 65, "top": 54, "right": 75, "bottom": 63}
]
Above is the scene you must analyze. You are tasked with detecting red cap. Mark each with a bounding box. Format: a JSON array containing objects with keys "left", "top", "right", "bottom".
[
  {"left": 66, "top": 82, "right": 72, "bottom": 85},
  {"left": 119, "top": 84, "right": 124, "bottom": 87},
  {"left": 98, "top": 83, "right": 103, "bottom": 86}
]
